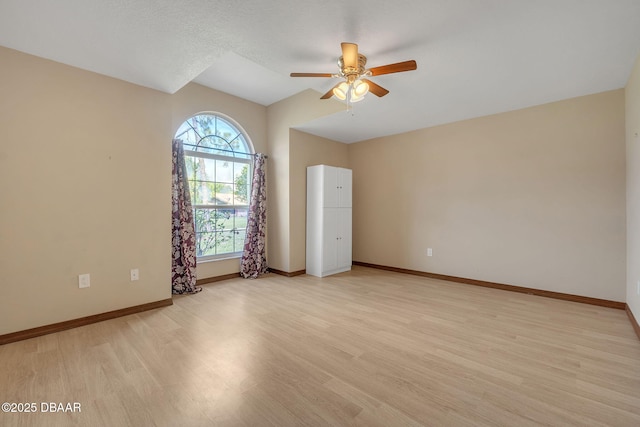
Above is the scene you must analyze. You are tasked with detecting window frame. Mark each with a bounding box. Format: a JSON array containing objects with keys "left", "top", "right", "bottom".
[{"left": 175, "top": 112, "right": 254, "bottom": 261}]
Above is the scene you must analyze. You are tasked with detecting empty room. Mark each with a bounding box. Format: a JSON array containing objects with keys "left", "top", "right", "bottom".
[{"left": 1, "top": 1, "right": 640, "bottom": 426}]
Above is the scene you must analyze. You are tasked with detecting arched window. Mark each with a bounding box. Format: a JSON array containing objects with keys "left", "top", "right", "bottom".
[{"left": 174, "top": 113, "right": 254, "bottom": 260}]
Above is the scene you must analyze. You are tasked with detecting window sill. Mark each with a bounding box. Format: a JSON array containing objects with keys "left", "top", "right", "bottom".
[{"left": 197, "top": 253, "right": 242, "bottom": 263}]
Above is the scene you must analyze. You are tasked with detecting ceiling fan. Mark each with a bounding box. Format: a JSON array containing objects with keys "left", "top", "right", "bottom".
[{"left": 290, "top": 42, "right": 417, "bottom": 102}]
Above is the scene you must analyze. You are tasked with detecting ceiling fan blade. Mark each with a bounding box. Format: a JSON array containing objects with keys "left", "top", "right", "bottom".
[
  {"left": 290, "top": 72, "right": 334, "bottom": 77},
  {"left": 369, "top": 60, "right": 417, "bottom": 76},
  {"left": 362, "top": 79, "right": 389, "bottom": 97},
  {"left": 320, "top": 83, "right": 341, "bottom": 99},
  {"left": 341, "top": 42, "right": 358, "bottom": 69}
]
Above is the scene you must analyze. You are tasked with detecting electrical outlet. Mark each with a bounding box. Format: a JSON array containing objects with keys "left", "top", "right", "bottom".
[
  {"left": 637, "top": 280, "right": 640, "bottom": 296},
  {"left": 79, "top": 273, "right": 90, "bottom": 288},
  {"left": 427, "top": 248, "right": 433, "bottom": 257},
  {"left": 130, "top": 268, "right": 139, "bottom": 281}
]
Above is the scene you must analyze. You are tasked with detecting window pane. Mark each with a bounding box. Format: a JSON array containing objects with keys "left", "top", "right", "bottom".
[
  {"left": 215, "top": 209, "right": 234, "bottom": 229},
  {"left": 234, "top": 209, "right": 248, "bottom": 230},
  {"left": 191, "top": 116, "right": 213, "bottom": 137},
  {"left": 216, "top": 231, "right": 235, "bottom": 254},
  {"left": 233, "top": 164, "right": 250, "bottom": 205},
  {"left": 230, "top": 134, "right": 250, "bottom": 158},
  {"left": 174, "top": 121, "right": 191, "bottom": 139},
  {"left": 214, "top": 183, "right": 233, "bottom": 205},
  {"left": 199, "top": 135, "right": 231, "bottom": 155},
  {"left": 194, "top": 210, "right": 246, "bottom": 256},
  {"left": 191, "top": 181, "right": 219, "bottom": 205},
  {"left": 194, "top": 209, "right": 223, "bottom": 232},
  {"left": 217, "top": 209, "right": 232, "bottom": 230},
  {"left": 215, "top": 160, "right": 233, "bottom": 183},
  {"left": 193, "top": 157, "right": 215, "bottom": 181},
  {"left": 216, "top": 118, "right": 238, "bottom": 141},
  {"left": 184, "top": 156, "right": 197, "bottom": 179},
  {"left": 195, "top": 232, "right": 217, "bottom": 257},
  {"left": 190, "top": 182, "right": 204, "bottom": 205},
  {"left": 193, "top": 209, "right": 247, "bottom": 257},
  {"left": 177, "top": 114, "right": 251, "bottom": 156},
  {"left": 177, "top": 127, "right": 200, "bottom": 149},
  {"left": 196, "top": 209, "right": 249, "bottom": 229},
  {"left": 234, "top": 229, "right": 246, "bottom": 252}
]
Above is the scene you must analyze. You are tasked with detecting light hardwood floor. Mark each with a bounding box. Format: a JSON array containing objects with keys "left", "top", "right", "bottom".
[{"left": 1, "top": 266, "right": 640, "bottom": 426}]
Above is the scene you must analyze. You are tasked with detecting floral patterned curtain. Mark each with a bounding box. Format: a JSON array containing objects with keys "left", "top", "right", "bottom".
[
  {"left": 240, "top": 153, "right": 268, "bottom": 279},
  {"left": 171, "top": 139, "right": 201, "bottom": 294}
]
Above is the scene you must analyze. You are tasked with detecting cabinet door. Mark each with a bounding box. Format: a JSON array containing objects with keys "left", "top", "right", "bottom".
[
  {"left": 323, "top": 167, "right": 352, "bottom": 208},
  {"left": 336, "top": 208, "right": 352, "bottom": 268},
  {"left": 322, "top": 208, "right": 339, "bottom": 273},
  {"left": 322, "top": 167, "right": 339, "bottom": 208},
  {"left": 337, "top": 168, "right": 352, "bottom": 208}
]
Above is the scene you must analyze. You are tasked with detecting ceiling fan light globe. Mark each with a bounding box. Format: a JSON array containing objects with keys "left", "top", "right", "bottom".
[
  {"left": 350, "top": 86, "right": 366, "bottom": 103},
  {"left": 333, "top": 82, "right": 349, "bottom": 100},
  {"left": 352, "top": 80, "right": 369, "bottom": 97}
]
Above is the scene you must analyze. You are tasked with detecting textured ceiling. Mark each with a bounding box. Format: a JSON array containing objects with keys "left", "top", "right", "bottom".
[{"left": 1, "top": 1, "right": 639, "bottom": 143}]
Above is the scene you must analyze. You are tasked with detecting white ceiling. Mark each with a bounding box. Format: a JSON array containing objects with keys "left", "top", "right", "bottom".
[{"left": 1, "top": 1, "right": 639, "bottom": 143}]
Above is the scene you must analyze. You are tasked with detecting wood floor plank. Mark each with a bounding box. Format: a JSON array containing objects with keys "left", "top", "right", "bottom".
[{"left": 1, "top": 266, "right": 639, "bottom": 426}]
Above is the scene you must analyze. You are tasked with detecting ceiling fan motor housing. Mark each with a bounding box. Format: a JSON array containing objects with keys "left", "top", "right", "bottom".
[{"left": 338, "top": 54, "right": 368, "bottom": 81}]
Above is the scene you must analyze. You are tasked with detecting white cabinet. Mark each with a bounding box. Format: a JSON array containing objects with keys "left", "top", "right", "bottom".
[
  {"left": 307, "top": 165, "right": 352, "bottom": 277},
  {"left": 322, "top": 167, "right": 352, "bottom": 208}
]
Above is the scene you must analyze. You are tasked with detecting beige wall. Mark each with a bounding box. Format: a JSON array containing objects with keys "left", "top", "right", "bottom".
[
  {"left": 0, "top": 47, "right": 268, "bottom": 335},
  {"left": 0, "top": 47, "right": 172, "bottom": 334},
  {"left": 289, "top": 129, "right": 349, "bottom": 272},
  {"left": 266, "top": 90, "right": 343, "bottom": 272},
  {"left": 348, "top": 90, "right": 626, "bottom": 301},
  {"left": 626, "top": 55, "right": 640, "bottom": 318},
  {"left": 171, "top": 83, "right": 267, "bottom": 279}
]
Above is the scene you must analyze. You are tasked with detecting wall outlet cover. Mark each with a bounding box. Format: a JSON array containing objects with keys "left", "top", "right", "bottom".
[{"left": 79, "top": 273, "right": 90, "bottom": 288}]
